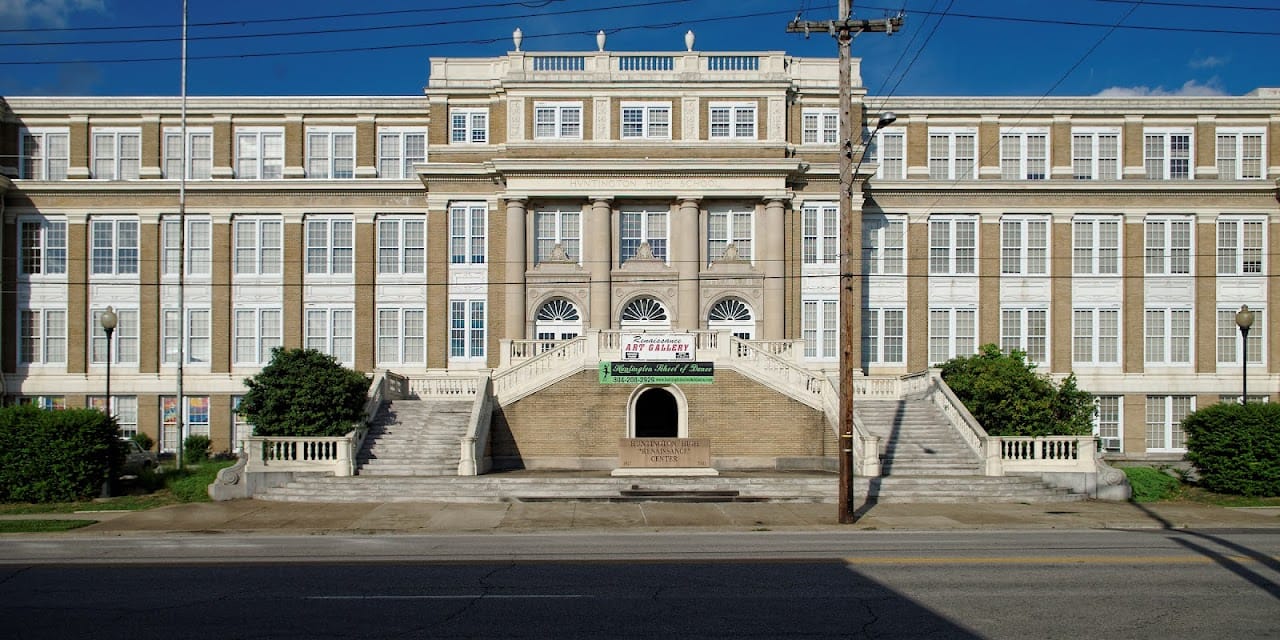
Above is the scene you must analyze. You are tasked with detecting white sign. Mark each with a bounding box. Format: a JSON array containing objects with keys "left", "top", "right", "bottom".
[{"left": 620, "top": 333, "right": 695, "bottom": 361}]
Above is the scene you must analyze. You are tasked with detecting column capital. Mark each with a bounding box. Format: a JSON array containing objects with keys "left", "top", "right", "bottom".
[
  {"left": 675, "top": 196, "right": 701, "bottom": 205},
  {"left": 761, "top": 195, "right": 790, "bottom": 207},
  {"left": 502, "top": 195, "right": 528, "bottom": 207},
  {"left": 588, "top": 196, "right": 613, "bottom": 205}
]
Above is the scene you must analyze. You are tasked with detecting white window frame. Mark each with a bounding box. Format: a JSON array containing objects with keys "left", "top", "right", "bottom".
[
  {"left": 235, "top": 127, "right": 284, "bottom": 179},
  {"left": 929, "top": 215, "right": 978, "bottom": 275},
  {"left": 1146, "top": 395, "right": 1193, "bottom": 452},
  {"left": 449, "top": 299, "right": 487, "bottom": 362},
  {"left": 621, "top": 102, "right": 671, "bottom": 140},
  {"left": 18, "top": 308, "right": 66, "bottom": 365},
  {"left": 19, "top": 128, "right": 69, "bottom": 180},
  {"left": 89, "top": 396, "right": 138, "bottom": 438},
  {"left": 1072, "top": 216, "right": 1121, "bottom": 276},
  {"left": 709, "top": 103, "right": 756, "bottom": 140},
  {"left": 163, "top": 127, "right": 213, "bottom": 180},
  {"left": 1000, "top": 215, "right": 1049, "bottom": 276},
  {"left": 18, "top": 217, "right": 67, "bottom": 277},
  {"left": 1144, "top": 215, "right": 1193, "bottom": 275},
  {"left": 449, "top": 203, "right": 488, "bottom": 265},
  {"left": 377, "top": 128, "right": 427, "bottom": 179},
  {"left": 929, "top": 307, "right": 977, "bottom": 366},
  {"left": 233, "top": 306, "right": 283, "bottom": 366},
  {"left": 1094, "top": 395, "right": 1123, "bottom": 453},
  {"left": 161, "top": 216, "right": 212, "bottom": 278},
  {"left": 1000, "top": 307, "right": 1049, "bottom": 366},
  {"left": 1216, "top": 127, "right": 1265, "bottom": 180},
  {"left": 868, "top": 128, "right": 906, "bottom": 180},
  {"left": 862, "top": 307, "right": 905, "bottom": 365},
  {"left": 89, "top": 217, "right": 139, "bottom": 277},
  {"left": 533, "top": 206, "right": 581, "bottom": 264},
  {"left": 305, "top": 215, "right": 355, "bottom": 277},
  {"left": 927, "top": 127, "right": 977, "bottom": 180},
  {"left": 305, "top": 127, "right": 355, "bottom": 179},
  {"left": 1217, "top": 217, "right": 1265, "bottom": 275},
  {"left": 450, "top": 108, "right": 488, "bottom": 144},
  {"left": 803, "top": 202, "right": 839, "bottom": 265},
  {"left": 999, "top": 127, "right": 1049, "bottom": 180},
  {"left": 802, "top": 108, "right": 838, "bottom": 145},
  {"left": 863, "top": 214, "right": 906, "bottom": 275},
  {"left": 1072, "top": 307, "right": 1120, "bottom": 365},
  {"left": 1144, "top": 127, "right": 1194, "bottom": 180},
  {"left": 161, "top": 396, "right": 210, "bottom": 453},
  {"left": 377, "top": 216, "right": 427, "bottom": 275},
  {"left": 1071, "top": 127, "right": 1121, "bottom": 181},
  {"left": 233, "top": 216, "right": 283, "bottom": 277},
  {"left": 162, "top": 308, "right": 211, "bottom": 366},
  {"left": 91, "top": 307, "right": 138, "bottom": 364},
  {"left": 377, "top": 307, "right": 427, "bottom": 366},
  {"left": 707, "top": 206, "right": 753, "bottom": 263},
  {"left": 232, "top": 396, "right": 252, "bottom": 453},
  {"left": 304, "top": 306, "right": 355, "bottom": 365},
  {"left": 802, "top": 298, "right": 838, "bottom": 361},
  {"left": 534, "top": 102, "right": 583, "bottom": 140},
  {"left": 619, "top": 208, "right": 669, "bottom": 264},
  {"left": 1144, "top": 307, "right": 1193, "bottom": 366},
  {"left": 91, "top": 128, "right": 141, "bottom": 180},
  {"left": 1217, "top": 307, "right": 1265, "bottom": 366}
]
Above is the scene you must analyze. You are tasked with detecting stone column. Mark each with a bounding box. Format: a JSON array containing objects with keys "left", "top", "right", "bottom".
[
  {"left": 762, "top": 197, "right": 787, "bottom": 339},
  {"left": 588, "top": 197, "right": 613, "bottom": 330},
  {"left": 504, "top": 197, "right": 527, "bottom": 339},
  {"left": 677, "top": 197, "right": 701, "bottom": 331}
]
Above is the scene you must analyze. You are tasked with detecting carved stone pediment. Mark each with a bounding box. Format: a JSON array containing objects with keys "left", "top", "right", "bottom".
[{"left": 617, "top": 241, "right": 674, "bottom": 274}]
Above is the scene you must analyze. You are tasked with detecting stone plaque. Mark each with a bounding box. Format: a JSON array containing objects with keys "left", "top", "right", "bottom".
[{"left": 618, "top": 438, "right": 710, "bottom": 468}]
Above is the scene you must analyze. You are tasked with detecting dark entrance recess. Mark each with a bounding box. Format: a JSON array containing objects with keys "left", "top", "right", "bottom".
[{"left": 634, "top": 388, "right": 678, "bottom": 438}]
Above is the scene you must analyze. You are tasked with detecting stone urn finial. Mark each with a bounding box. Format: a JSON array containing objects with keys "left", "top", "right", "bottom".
[
  {"left": 685, "top": 30, "right": 695, "bottom": 52},
  {"left": 597, "top": 30, "right": 606, "bottom": 52},
  {"left": 513, "top": 27, "right": 523, "bottom": 52}
]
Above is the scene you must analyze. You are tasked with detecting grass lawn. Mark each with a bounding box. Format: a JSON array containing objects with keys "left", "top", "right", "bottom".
[
  {"left": 1122, "top": 466, "right": 1280, "bottom": 506},
  {"left": 0, "top": 459, "right": 237, "bottom": 516},
  {"left": 0, "top": 519, "right": 97, "bottom": 533}
]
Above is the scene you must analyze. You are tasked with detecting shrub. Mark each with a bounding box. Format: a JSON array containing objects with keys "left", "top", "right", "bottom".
[
  {"left": 1123, "top": 467, "right": 1182, "bottom": 502},
  {"left": 183, "top": 435, "right": 212, "bottom": 463},
  {"left": 1183, "top": 402, "right": 1280, "bottom": 496},
  {"left": 939, "top": 344, "right": 1094, "bottom": 437},
  {"left": 0, "top": 406, "right": 123, "bottom": 503},
  {"left": 238, "top": 348, "right": 370, "bottom": 437},
  {"left": 130, "top": 432, "right": 154, "bottom": 452}
]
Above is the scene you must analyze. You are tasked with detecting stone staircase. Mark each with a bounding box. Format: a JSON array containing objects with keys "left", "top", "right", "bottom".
[{"left": 355, "top": 399, "right": 473, "bottom": 477}]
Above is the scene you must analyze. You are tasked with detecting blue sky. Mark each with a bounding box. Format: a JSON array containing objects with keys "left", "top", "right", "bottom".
[{"left": 1, "top": 0, "right": 1276, "bottom": 97}]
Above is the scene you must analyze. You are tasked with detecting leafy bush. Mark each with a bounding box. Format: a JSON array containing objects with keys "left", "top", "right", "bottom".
[
  {"left": 1183, "top": 402, "right": 1280, "bottom": 496},
  {"left": 939, "top": 344, "right": 1094, "bottom": 437},
  {"left": 183, "top": 435, "right": 211, "bottom": 462},
  {"left": 0, "top": 406, "right": 123, "bottom": 503},
  {"left": 1123, "top": 467, "right": 1182, "bottom": 502},
  {"left": 238, "top": 348, "right": 370, "bottom": 437},
  {"left": 130, "top": 432, "right": 154, "bottom": 452}
]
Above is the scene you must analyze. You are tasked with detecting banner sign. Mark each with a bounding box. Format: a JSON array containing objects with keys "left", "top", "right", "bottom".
[
  {"left": 620, "top": 333, "right": 695, "bottom": 361},
  {"left": 598, "top": 361, "right": 714, "bottom": 384}
]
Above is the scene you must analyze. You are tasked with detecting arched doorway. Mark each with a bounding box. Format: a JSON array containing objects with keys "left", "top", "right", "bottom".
[
  {"left": 633, "top": 387, "right": 679, "bottom": 438},
  {"left": 708, "top": 297, "right": 755, "bottom": 340},
  {"left": 534, "top": 298, "right": 582, "bottom": 352},
  {"left": 619, "top": 296, "right": 671, "bottom": 331}
]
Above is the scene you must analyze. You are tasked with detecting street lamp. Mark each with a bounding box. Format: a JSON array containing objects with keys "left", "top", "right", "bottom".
[
  {"left": 1235, "top": 305, "right": 1253, "bottom": 404},
  {"left": 100, "top": 306, "right": 117, "bottom": 415}
]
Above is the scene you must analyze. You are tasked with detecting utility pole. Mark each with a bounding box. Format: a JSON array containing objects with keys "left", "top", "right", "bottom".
[{"left": 788, "top": 3, "right": 903, "bottom": 524}]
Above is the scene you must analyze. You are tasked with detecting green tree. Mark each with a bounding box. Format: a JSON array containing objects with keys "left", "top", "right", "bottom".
[
  {"left": 1184, "top": 402, "right": 1280, "bottom": 496},
  {"left": 239, "top": 348, "right": 370, "bottom": 437},
  {"left": 0, "top": 406, "right": 123, "bottom": 503},
  {"left": 939, "top": 344, "right": 1094, "bottom": 437}
]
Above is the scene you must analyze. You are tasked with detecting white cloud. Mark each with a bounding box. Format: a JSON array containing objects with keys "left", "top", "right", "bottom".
[
  {"left": 1189, "top": 55, "right": 1227, "bottom": 70},
  {"left": 0, "top": 0, "right": 105, "bottom": 28},
  {"left": 1094, "top": 79, "right": 1226, "bottom": 97}
]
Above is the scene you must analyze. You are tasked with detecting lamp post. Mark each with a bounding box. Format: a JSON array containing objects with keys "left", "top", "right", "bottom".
[
  {"left": 100, "top": 306, "right": 118, "bottom": 415},
  {"left": 1235, "top": 305, "right": 1253, "bottom": 404}
]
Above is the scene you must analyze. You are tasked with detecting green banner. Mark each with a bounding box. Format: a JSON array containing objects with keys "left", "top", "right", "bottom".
[{"left": 598, "top": 361, "right": 714, "bottom": 384}]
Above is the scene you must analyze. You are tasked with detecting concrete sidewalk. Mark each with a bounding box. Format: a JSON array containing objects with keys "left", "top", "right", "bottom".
[{"left": 6, "top": 499, "right": 1277, "bottom": 535}]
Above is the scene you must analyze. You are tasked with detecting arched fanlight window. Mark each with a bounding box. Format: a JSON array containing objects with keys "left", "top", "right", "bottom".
[
  {"left": 536, "top": 298, "right": 580, "bottom": 322},
  {"left": 708, "top": 298, "right": 752, "bottom": 322},
  {"left": 621, "top": 296, "right": 668, "bottom": 322}
]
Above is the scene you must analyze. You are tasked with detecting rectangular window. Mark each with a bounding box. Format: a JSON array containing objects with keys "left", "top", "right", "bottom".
[
  {"left": 19, "top": 218, "right": 67, "bottom": 276},
  {"left": 707, "top": 207, "right": 753, "bottom": 262},
  {"left": 1216, "top": 128, "right": 1265, "bottom": 180},
  {"left": 1072, "top": 216, "right": 1121, "bottom": 275},
  {"left": 862, "top": 307, "right": 905, "bottom": 365},
  {"left": 868, "top": 128, "right": 906, "bottom": 180},
  {"left": 161, "top": 216, "right": 212, "bottom": 277},
  {"left": 89, "top": 396, "right": 138, "bottom": 439},
  {"left": 1000, "top": 216, "right": 1049, "bottom": 275},
  {"left": 19, "top": 309, "right": 66, "bottom": 365},
  {"left": 1217, "top": 217, "right": 1265, "bottom": 275},
  {"left": 534, "top": 102, "right": 583, "bottom": 139},
  {"left": 305, "top": 307, "right": 355, "bottom": 364},
  {"left": 1072, "top": 307, "right": 1120, "bottom": 364},
  {"left": 305, "top": 216, "right": 355, "bottom": 276},
  {"left": 377, "top": 308, "right": 427, "bottom": 365},
  {"left": 533, "top": 207, "right": 581, "bottom": 264},
  {"left": 306, "top": 128, "right": 355, "bottom": 179},
  {"left": 929, "top": 216, "right": 977, "bottom": 275},
  {"left": 164, "top": 129, "right": 213, "bottom": 179},
  {"left": 621, "top": 103, "right": 671, "bottom": 139},
  {"left": 803, "top": 203, "right": 839, "bottom": 265},
  {"left": 1094, "top": 396, "right": 1123, "bottom": 452},
  {"left": 92, "top": 129, "right": 140, "bottom": 180},
  {"left": 1071, "top": 128, "right": 1121, "bottom": 180},
  {"left": 709, "top": 103, "right": 756, "bottom": 139},
  {"left": 91, "top": 308, "right": 138, "bottom": 364},
  {"left": 863, "top": 215, "right": 905, "bottom": 275},
  {"left": 1146, "top": 395, "right": 1193, "bottom": 451},
  {"left": 1000, "top": 128, "right": 1048, "bottom": 180},
  {"left": 1144, "top": 308, "right": 1192, "bottom": 365},
  {"left": 233, "top": 307, "right": 282, "bottom": 365},
  {"left": 235, "top": 128, "right": 284, "bottom": 179},
  {"left": 90, "top": 218, "right": 139, "bottom": 276},
  {"left": 928, "top": 128, "right": 977, "bottom": 180},
  {"left": 1144, "top": 216, "right": 1193, "bottom": 275},
  {"left": 1217, "top": 308, "right": 1264, "bottom": 365},
  {"left": 19, "top": 129, "right": 69, "bottom": 180},
  {"left": 449, "top": 203, "right": 488, "bottom": 264},
  {"left": 233, "top": 216, "right": 283, "bottom": 276},
  {"left": 160, "top": 396, "right": 210, "bottom": 452},
  {"left": 377, "top": 129, "right": 427, "bottom": 179},
  {"left": 802, "top": 299, "right": 838, "bottom": 360},
  {"left": 1000, "top": 308, "right": 1048, "bottom": 365},
  {"left": 449, "top": 300, "right": 486, "bottom": 360},
  {"left": 929, "top": 308, "right": 977, "bottom": 365},
  {"left": 16, "top": 396, "right": 66, "bottom": 410},
  {"left": 1144, "top": 128, "right": 1193, "bottom": 180},
  {"left": 161, "top": 308, "right": 210, "bottom": 365},
  {"left": 802, "top": 108, "right": 838, "bottom": 145},
  {"left": 620, "top": 209, "right": 668, "bottom": 264},
  {"left": 450, "top": 108, "right": 488, "bottom": 144},
  {"left": 232, "top": 396, "right": 252, "bottom": 452},
  {"left": 377, "top": 216, "right": 426, "bottom": 274}
]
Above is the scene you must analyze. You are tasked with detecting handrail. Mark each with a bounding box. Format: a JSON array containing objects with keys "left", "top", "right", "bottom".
[
  {"left": 986, "top": 436, "right": 1099, "bottom": 475},
  {"left": 492, "top": 335, "right": 589, "bottom": 404},
  {"left": 925, "top": 374, "right": 988, "bottom": 462},
  {"left": 458, "top": 374, "right": 495, "bottom": 476}
]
